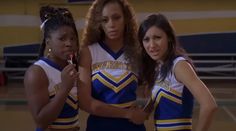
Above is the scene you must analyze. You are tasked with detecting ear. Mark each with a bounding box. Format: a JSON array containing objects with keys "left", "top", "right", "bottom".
[
  {"left": 45, "top": 38, "right": 52, "bottom": 48},
  {"left": 45, "top": 38, "right": 49, "bottom": 45}
]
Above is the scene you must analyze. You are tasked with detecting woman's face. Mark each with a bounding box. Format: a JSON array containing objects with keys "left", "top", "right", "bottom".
[
  {"left": 47, "top": 25, "right": 78, "bottom": 61},
  {"left": 142, "top": 26, "right": 168, "bottom": 62},
  {"left": 101, "top": 2, "right": 125, "bottom": 40}
]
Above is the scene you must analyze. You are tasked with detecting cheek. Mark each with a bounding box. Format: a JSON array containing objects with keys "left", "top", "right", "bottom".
[
  {"left": 73, "top": 44, "right": 79, "bottom": 51},
  {"left": 101, "top": 24, "right": 107, "bottom": 31},
  {"left": 143, "top": 44, "right": 149, "bottom": 53},
  {"left": 55, "top": 46, "right": 63, "bottom": 53},
  {"left": 162, "top": 43, "right": 169, "bottom": 52},
  {"left": 159, "top": 40, "right": 167, "bottom": 50}
]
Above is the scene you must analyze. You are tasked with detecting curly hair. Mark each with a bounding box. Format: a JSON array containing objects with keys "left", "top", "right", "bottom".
[{"left": 82, "top": 0, "right": 140, "bottom": 71}]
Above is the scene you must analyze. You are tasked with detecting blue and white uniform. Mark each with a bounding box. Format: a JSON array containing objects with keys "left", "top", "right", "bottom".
[
  {"left": 86, "top": 42, "right": 145, "bottom": 131},
  {"left": 34, "top": 57, "right": 79, "bottom": 130},
  {"left": 152, "top": 57, "right": 194, "bottom": 131}
]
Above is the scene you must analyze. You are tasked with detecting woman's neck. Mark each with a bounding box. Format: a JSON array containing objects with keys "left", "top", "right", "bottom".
[
  {"left": 104, "top": 37, "right": 124, "bottom": 53},
  {"left": 47, "top": 56, "right": 68, "bottom": 68}
]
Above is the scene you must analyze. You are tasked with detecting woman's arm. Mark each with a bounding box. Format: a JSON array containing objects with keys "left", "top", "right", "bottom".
[
  {"left": 174, "top": 60, "right": 217, "bottom": 131},
  {"left": 78, "top": 47, "right": 147, "bottom": 124},
  {"left": 24, "top": 64, "right": 78, "bottom": 129}
]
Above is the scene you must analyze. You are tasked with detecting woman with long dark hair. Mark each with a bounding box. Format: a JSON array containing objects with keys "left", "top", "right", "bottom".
[{"left": 138, "top": 14, "right": 217, "bottom": 131}]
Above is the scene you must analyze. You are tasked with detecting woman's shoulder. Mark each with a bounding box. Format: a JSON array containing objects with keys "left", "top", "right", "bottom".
[
  {"left": 173, "top": 56, "right": 186, "bottom": 62},
  {"left": 87, "top": 42, "right": 99, "bottom": 48},
  {"left": 24, "top": 64, "right": 47, "bottom": 84},
  {"left": 172, "top": 56, "right": 189, "bottom": 71},
  {"left": 173, "top": 56, "right": 194, "bottom": 76}
]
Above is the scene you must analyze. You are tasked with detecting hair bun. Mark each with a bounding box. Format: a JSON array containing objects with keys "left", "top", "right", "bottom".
[{"left": 39, "top": 6, "right": 56, "bottom": 22}]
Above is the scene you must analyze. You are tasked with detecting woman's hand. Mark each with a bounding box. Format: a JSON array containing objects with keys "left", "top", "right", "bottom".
[
  {"left": 61, "top": 64, "right": 79, "bottom": 91},
  {"left": 127, "top": 107, "right": 149, "bottom": 125}
]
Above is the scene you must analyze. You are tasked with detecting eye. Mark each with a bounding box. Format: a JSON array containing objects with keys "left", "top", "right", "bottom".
[
  {"left": 112, "top": 15, "right": 121, "bottom": 21},
  {"left": 70, "top": 36, "right": 76, "bottom": 41},
  {"left": 153, "top": 35, "right": 161, "bottom": 40},
  {"left": 143, "top": 37, "right": 149, "bottom": 43},
  {"left": 59, "top": 36, "right": 66, "bottom": 41},
  {"left": 101, "top": 18, "right": 108, "bottom": 23},
  {"left": 154, "top": 35, "right": 161, "bottom": 39}
]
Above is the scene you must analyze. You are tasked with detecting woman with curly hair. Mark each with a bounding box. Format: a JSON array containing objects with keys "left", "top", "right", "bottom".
[{"left": 78, "top": 0, "right": 147, "bottom": 131}]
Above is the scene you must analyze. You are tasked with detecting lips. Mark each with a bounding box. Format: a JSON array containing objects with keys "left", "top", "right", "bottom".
[
  {"left": 108, "top": 30, "right": 118, "bottom": 35},
  {"left": 66, "top": 50, "right": 74, "bottom": 53},
  {"left": 65, "top": 50, "right": 74, "bottom": 57},
  {"left": 149, "top": 50, "right": 159, "bottom": 57},
  {"left": 151, "top": 53, "right": 159, "bottom": 57}
]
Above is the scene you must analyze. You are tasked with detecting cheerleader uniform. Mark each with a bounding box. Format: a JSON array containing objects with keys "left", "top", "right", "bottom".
[
  {"left": 34, "top": 57, "right": 79, "bottom": 130},
  {"left": 86, "top": 42, "right": 145, "bottom": 131},
  {"left": 152, "top": 57, "right": 194, "bottom": 131}
]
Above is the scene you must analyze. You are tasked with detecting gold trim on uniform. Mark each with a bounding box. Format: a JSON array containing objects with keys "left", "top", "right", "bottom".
[
  {"left": 49, "top": 86, "right": 78, "bottom": 109},
  {"left": 54, "top": 115, "right": 79, "bottom": 123},
  {"left": 110, "top": 101, "right": 135, "bottom": 108},
  {"left": 101, "top": 70, "right": 130, "bottom": 83},
  {"left": 155, "top": 119, "right": 192, "bottom": 131},
  {"left": 157, "top": 125, "right": 192, "bottom": 131},
  {"left": 156, "top": 118, "right": 192, "bottom": 124},
  {"left": 66, "top": 99, "right": 78, "bottom": 109},
  {"left": 153, "top": 91, "right": 182, "bottom": 109},
  {"left": 92, "top": 74, "right": 137, "bottom": 93},
  {"left": 155, "top": 80, "right": 182, "bottom": 97},
  {"left": 49, "top": 124, "right": 79, "bottom": 129},
  {"left": 92, "top": 61, "right": 132, "bottom": 72}
]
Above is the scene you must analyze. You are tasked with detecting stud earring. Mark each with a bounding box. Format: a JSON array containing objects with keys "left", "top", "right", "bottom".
[{"left": 47, "top": 48, "right": 51, "bottom": 57}]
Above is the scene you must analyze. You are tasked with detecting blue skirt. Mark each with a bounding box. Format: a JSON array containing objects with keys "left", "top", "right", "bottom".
[{"left": 86, "top": 115, "right": 146, "bottom": 131}]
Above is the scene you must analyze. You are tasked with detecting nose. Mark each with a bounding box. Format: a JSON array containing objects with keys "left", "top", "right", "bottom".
[
  {"left": 149, "top": 39, "right": 156, "bottom": 48},
  {"left": 65, "top": 40, "right": 72, "bottom": 47},
  {"left": 108, "top": 19, "right": 115, "bottom": 27}
]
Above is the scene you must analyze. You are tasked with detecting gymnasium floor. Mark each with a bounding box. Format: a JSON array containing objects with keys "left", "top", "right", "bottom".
[{"left": 0, "top": 80, "right": 236, "bottom": 131}]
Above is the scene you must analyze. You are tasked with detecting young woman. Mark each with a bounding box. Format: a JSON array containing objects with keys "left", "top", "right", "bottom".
[
  {"left": 78, "top": 0, "right": 147, "bottom": 131},
  {"left": 138, "top": 14, "right": 217, "bottom": 131},
  {"left": 24, "top": 6, "right": 80, "bottom": 131}
]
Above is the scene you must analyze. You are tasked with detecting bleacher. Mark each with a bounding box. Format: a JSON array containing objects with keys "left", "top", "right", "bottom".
[
  {"left": 0, "top": 44, "right": 39, "bottom": 81},
  {"left": 180, "top": 32, "right": 236, "bottom": 79},
  {"left": 0, "top": 32, "right": 236, "bottom": 85}
]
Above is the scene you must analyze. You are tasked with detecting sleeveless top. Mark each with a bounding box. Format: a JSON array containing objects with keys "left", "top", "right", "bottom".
[
  {"left": 152, "top": 57, "right": 194, "bottom": 131},
  {"left": 88, "top": 42, "right": 137, "bottom": 108},
  {"left": 34, "top": 57, "right": 79, "bottom": 129}
]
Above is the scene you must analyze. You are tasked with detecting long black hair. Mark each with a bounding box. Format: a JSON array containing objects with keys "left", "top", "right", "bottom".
[
  {"left": 38, "top": 6, "right": 78, "bottom": 58},
  {"left": 138, "top": 13, "right": 190, "bottom": 89}
]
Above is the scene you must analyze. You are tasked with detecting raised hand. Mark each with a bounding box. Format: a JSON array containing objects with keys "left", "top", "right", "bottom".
[{"left": 61, "top": 64, "right": 79, "bottom": 91}]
